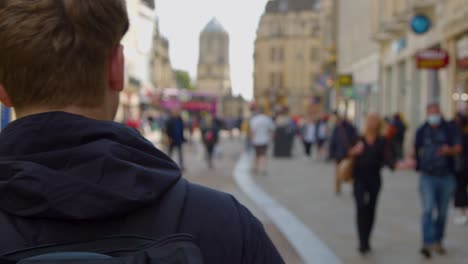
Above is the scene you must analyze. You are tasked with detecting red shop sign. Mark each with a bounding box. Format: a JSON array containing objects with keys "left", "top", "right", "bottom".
[
  {"left": 415, "top": 49, "right": 449, "bottom": 69},
  {"left": 458, "top": 57, "right": 468, "bottom": 69}
]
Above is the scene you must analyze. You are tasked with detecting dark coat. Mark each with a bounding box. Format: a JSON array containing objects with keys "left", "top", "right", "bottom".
[
  {"left": 165, "top": 116, "right": 185, "bottom": 145},
  {"left": 329, "top": 120, "right": 358, "bottom": 161},
  {"left": 0, "top": 112, "right": 284, "bottom": 264},
  {"left": 414, "top": 120, "right": 459, "bottom": 175}
]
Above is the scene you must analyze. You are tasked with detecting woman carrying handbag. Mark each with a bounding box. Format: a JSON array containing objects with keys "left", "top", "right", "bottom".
[{"left": 348, "top": 112, "right": 407, "bottom": 255}]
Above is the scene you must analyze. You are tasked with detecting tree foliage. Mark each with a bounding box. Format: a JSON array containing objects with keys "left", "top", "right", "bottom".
[{"left": 175, "top": 70, "right": 195, "bottom": 90}]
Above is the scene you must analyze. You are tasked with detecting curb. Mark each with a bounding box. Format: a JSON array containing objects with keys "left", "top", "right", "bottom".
[{"left": 233, "top": 153, "right": 343, "bottom": 264}]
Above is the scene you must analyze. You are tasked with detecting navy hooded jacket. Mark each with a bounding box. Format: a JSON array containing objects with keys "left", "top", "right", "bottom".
[{"left": 0, "top": 112, "right": 284, "bottom": 263}]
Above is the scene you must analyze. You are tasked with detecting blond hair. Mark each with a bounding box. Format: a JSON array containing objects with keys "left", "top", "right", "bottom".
[{"left": 0, "top": 0, "right": 129, "bottom": 109}]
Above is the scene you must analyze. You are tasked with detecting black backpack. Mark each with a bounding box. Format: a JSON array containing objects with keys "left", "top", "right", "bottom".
[{"left": 0, "top": 234, "right": 204, "bottom": 264}]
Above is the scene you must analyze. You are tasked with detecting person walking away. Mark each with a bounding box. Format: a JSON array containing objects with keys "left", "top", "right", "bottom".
[
  {"left": 316, "top": 114, "right": 329, "bottom": 160},
  {"left": 329, "top": 113, "right": 358, "bottom": 195},
  {"left": 250, "top": 108, "right": 275, "bottom": 175},
  {"left": 348, "top": 113, "right": 398, "bottom": 255},
  {"left": 201, "top": 115, "right": 220, "bottom": 169},
  {"left": 166, "top": 108, "right": 186, "bottom": 171},
  {"left": 301, "top": 116, "right": 316, "bottom": 158},
  {"left": 413, "top": 102, "right": 461, "bottom": 258},
  {"left": 453, "top": 113, "right": 468, "bottom": 225},
  {"left": 274, "top": 107, "right": 296, "bottom": 157},
  {"left": 393, "top": 113, "right": 407, "bottom": 160},
  {"left": 0, "top": 1, "right": 284, "bottom": 262},
  {"left": 242, "top": 117, "right": 253, "bottom": 152},
  {"left": 124, "top": 114, "right": 141, "bottom": 132}
]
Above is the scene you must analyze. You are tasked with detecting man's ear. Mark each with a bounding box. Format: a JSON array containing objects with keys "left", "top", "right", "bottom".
[
  {"left": 108, "top": 45, "right": 125, "bottom": 92},
  {"left": 0, "top": 85, "right": 13, "bottom": 107}
]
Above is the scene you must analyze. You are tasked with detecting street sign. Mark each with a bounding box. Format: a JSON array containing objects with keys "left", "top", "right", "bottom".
[
  {"left": 415, "top": 49, "right": 449, "bottom": 70},
  {"left": 411, "top": 14, "right": 431, "bottom": 35},
  {"left": 338, "top": 74, "right": 353, "bottom": 87}
]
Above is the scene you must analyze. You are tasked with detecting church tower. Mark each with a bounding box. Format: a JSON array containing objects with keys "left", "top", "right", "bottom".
[{"left": 197, "top": 18, "right": 231, "bottom": 96}]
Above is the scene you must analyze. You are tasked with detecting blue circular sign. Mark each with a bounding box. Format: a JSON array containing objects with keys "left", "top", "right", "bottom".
[{"left": 411, "top": 14, "right": 431, "bottom": 35}]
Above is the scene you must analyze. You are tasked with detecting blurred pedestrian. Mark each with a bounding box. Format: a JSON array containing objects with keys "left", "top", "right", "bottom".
[
  {"left": 250, "top": 107, "right": 275, "bottom": 175},
  {"left": 166, "top": 108, "right": 186, "bottom": 171},
  {"left": 273, "top": 107, "right": 296, "bottom": 158},
  {"left": 383, "top": 117, "right": 398, "bottom": 142},
  {"left": 453, "top": 113, "right": 468, "bottom": 225},
  {"left": 124, "top": 114, "right": 141, "bottom": 132},
  {"left": 301, "top": 116, "right": 316, "bottom": 158},
  {"left": 393, "top": 113, "right": 407, "bottom": 161},
  {"left": 329, "top": 112, "right": 358, "bottom": 195},
  {"left": 242, "top": 117, "right": 253, "bottom": 152},
  {"left": 414, "top": 102, "right": 461, "bottom": 258},
  {"left": 348, "top": 113, "right": 396, "bottom": 255},
  {"left": 201, "top": 115, "right": 220, "bottom": 169},
  {"left": 316, "top": 114, "right": 330, "bottom": 160}
]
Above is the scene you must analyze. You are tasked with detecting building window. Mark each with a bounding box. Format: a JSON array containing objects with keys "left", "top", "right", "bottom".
[
  {"left": 271, "top": 47, "right": 276, "bottom": 62},
  {"left": 270, "top": 23, "right": 282, "bottom": 37},
  {"left": 278, "top": 73, "right": 284, "bottom": 89},
  {"left": 310, "top": 47, "right": 319, "bottom": 62},
  {"left": 310, "top": 74, "right": 316, "bottom": 88},
  {"left": 279, "top": 47, "right": 284, "bottom": 62},
  {"left": 271, "top": 47, "right": 284, "bottom": 62},
  {"left": 310, "top": 21, "right": 320, "bottom": 37},
  {"left": 270, "top": 72, "right": 284, "bottom": 89},
  {"left": 270, "top": 72, "right": 276, "bottom": 88},
  {"left": 141, "top": 0, "right": 155, "bottom": 9}
]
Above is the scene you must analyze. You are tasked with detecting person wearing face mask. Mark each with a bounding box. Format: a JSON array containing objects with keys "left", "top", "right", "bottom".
[{"left": 413, "top": 102, "right": 462, "bottom": 259}]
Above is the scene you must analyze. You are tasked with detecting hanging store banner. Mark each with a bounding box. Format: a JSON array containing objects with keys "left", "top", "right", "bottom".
[
  {"left": 338, "top": 74, "right": 353, "bottom": 87},
  {"left": 415, "top": 49, "right": 449, "bottom": 70}
]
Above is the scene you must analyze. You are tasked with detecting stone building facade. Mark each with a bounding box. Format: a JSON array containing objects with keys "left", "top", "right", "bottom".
[
  {"left": 371, "top": 0, "right": 468, "bottom": 145},
  {"left": 196, "top": 18, "right": 231, "bottom": 97},
  {"left": 336, "top": 0, "right": 380, "bottom": 128},
  {"left": 150, "top": 18, "right": 176, "bottom": 89},
  {"left": 117, "top": 0, "right": 156, "bottom": 122},
  {"left": 253, "top": 0, "right": 329, "bottom": 116}
]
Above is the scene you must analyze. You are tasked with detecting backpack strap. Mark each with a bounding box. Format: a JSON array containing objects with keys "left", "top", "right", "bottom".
[
  {"left": 1, "top": 236, "right": 154, "bottom": 261},
  {"left": 1, "top": 234, "right": 203, "bottom": 264}
]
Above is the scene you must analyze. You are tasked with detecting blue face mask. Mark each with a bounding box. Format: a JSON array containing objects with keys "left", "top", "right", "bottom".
[{"left": 427, "top": 114, "right": 441, "bottom": 126}]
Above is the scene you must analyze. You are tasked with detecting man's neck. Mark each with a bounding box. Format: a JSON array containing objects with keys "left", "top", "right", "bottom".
[{"left": 16, "top": 106, "right": 113, "bottom": 121}]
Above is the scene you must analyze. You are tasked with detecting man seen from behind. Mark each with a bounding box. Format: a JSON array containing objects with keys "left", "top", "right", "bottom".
[{"left": 0, "top": 1, "right": 284, "bottom": 263}]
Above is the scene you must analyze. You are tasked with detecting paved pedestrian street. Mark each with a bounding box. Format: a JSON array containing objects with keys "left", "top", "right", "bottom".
[
  {"left": 255, "top": 153, "right": 468, "bottom": 264},
  {"left": 160, "top": 137, "right": 302, "bottom": 263}
]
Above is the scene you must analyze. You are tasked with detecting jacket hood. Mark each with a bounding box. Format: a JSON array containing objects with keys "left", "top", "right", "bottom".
[{"left": 0, "top": 112, "right": 181, "bottom": 220}]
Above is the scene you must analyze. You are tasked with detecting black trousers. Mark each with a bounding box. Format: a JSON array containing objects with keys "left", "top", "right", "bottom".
[
  {"left": 168, "top": 143, "right": 184, "bottom": 170},
  {"left": 303, "top": 141, "right": 313, "bottom": 156},
  {"left": 205, "top": 144, "right": 216, "bottom": 168},
  {"left": 354, "top": 179, "right": 381, "bottom": 250},
  {"left": 455, "top": 171, "right": 468, "bottom": 208}
]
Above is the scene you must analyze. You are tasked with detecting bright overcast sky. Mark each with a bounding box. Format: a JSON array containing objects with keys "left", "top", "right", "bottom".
[{"left": 157, "top": 0, "right": 269, "bottom": 100}]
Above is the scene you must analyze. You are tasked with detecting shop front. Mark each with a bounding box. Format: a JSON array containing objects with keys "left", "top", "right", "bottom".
[{"left": 453, "top": 34, "right": 468, "bottom": 112}]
